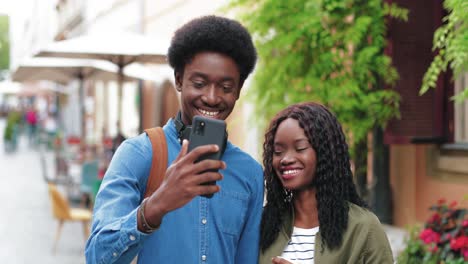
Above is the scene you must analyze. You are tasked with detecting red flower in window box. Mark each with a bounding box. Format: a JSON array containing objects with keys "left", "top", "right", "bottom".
[
  {"left": 398, "top": 199, "right": 468, "bottom": 263},
  {"left": 420, "top": 228, "right": 441, "bottom": 244}
]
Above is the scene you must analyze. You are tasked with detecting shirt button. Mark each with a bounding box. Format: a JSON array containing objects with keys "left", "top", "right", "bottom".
[
  {"left": 201, "top": 255, "right": 207, "bottom": 261},
  {"left": 112, "top": 252, "right": 117, "bottom": 257},
  {"left": 129, "top": 235, "right": 136, "bottom": 241},
  {"left": 201, "top": 218, "right": 207, "bottom": 225}
]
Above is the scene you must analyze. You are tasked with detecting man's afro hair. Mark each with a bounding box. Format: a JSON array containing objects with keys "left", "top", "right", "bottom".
[{"left": 167, "top": 15, "right": 257, "bottom": 83}]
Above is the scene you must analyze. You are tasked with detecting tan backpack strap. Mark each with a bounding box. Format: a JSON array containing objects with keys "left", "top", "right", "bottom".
[{"left": 143, "top": 127, "right": 168, "bottom": 198}]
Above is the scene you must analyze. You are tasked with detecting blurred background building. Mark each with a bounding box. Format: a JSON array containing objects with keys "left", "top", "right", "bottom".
[
  {"left": 2, "top": 0, "right": 467, "bottom": 232},
  {"left": 8, "top": 0, "right": 255, "bottom": 150},
  {"left": 0, "top": 0, "right": 467, "bottom": 262}
]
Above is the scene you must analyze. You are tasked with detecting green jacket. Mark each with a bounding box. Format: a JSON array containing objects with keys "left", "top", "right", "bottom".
[{"left": 259, "top": 203, "right": 394, "bottom": 264}]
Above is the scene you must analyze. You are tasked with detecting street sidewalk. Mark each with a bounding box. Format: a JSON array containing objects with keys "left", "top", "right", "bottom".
[
  {"left": 383, "top": 224, "right": 408, "bottom": 260},
  {"left": 0, "top": 119, "right": 85, "bottom": 264}
]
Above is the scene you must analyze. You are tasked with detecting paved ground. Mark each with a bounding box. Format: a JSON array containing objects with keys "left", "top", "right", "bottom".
[
  {"left": 0, "top": 118, "right": 85, "bottom": 264},
  {"left": 0, "top": 118, "right": 408, "bottom": 263},
  {"left": 383, "top": 223, "right": 408, "bottom": 260}
]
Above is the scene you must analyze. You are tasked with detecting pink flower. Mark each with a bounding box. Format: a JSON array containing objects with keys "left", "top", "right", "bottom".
[
  {"left": 419, "top": 228, "right": 441, "bottom": 244},
  {"left": 449, "top": 201, "right": 458, "bottom": 208},
  {"left": 463, "top": 247, "right": 468, "bottom": 260},
  {"left": 437, "top": 198, "right": 446, "bottom": 205},
  {"left": 429, "top": 213, "right": 441, "bottom": 224},
  {"left": 463, "top": 219, "right": 468, "bottom": 228},
  {"left": 450, "top": 236, "right": 468, "bottom": 251}
]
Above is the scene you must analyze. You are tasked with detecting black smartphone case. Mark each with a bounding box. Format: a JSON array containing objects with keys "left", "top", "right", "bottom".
[
  {"left": 188, "top": 116, "right": 226, "bottom": 161},
  {"left": 188, "top": 116, "right": 227, "bottom": 197}
]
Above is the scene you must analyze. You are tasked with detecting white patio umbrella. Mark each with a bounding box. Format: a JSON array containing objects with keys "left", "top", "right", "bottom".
[
  {"left": 12, "top": 57, "right": 141, "bottom": 139},
  {"left": 0, "top": 81, "right": 23, "bottom": 94},
  {"left": 36, "top": 31, "right": 169, "bottom": 132},
  {"left": 12, "top": 57, "right": 139, "bottom": 84},
  {"left": 0, "top": 80, "right": 68, "bottom": 97}
]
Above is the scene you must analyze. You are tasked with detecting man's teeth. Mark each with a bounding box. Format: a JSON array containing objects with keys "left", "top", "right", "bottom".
[
  {"left": 283, "top": 169, "right": 300, "bottom": 175},
  {"left": 199, "top": 109, "right": 219, "bottom": 117}
]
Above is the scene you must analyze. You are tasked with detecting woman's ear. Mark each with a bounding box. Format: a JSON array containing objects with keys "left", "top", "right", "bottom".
[{"left": 175, "top": 72, "right": 182, "bottom": 92}]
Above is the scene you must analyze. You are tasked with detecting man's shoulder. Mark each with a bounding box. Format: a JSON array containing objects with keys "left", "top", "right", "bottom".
[
  {"left": 120, "top": 132, "right": 152, "bottom": 154},
  {"left": 225, "top": 142, "right": 261, "bottom": 166}
]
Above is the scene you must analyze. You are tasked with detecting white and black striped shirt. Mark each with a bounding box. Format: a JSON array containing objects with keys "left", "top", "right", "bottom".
[{"left": 281, "top": 226, "right": 319, "bottom": 264}]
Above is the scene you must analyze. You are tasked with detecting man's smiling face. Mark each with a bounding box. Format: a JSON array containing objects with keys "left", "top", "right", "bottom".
[{"left": 175, "top": 51, "right": 241, "bottom": 125}]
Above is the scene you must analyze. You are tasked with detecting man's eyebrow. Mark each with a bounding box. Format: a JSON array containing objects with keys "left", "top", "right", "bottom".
[
  {"left": 219, "top": 77, "right": 236, "bottom": 83},
  {"left": 189, "top": 72, "right": 208, "bottom": 79},
  {"left": 189, "top": 72, "right": 236, "bottom": 82}
]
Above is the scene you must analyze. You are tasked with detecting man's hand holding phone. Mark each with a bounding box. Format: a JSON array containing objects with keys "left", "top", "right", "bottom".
[
  {"left": 187, "top": 116, "right": 227, "bottom": 197},
  {"left": 142, "top": 116, "right": 227, "bottom": 229}
]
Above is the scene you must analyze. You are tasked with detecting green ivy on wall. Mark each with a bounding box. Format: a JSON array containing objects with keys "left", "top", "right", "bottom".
[{"left": 420, "top": 0, "right": 468, "bottom": 101}]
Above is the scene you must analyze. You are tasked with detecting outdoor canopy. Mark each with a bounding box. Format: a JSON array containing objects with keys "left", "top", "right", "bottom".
[
  {"left": 11, "top": 57, "right": 143, "bottom": 139},
  {"left": 36, "top": 31, "right": 167, "bottom": 66},
  {"left": 11, "top": 57, "right": 140, "bottom": 84},
  {"left": 35, "top": 31, "right": 169, "bottom": 132},
  {"left": 0, "top": 81, "right": 23, "bottom": 94}
]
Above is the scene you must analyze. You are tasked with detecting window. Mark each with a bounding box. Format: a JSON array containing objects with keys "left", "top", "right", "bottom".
[{"left": 454, "top": 74, "right": 468, "bottom": 143}]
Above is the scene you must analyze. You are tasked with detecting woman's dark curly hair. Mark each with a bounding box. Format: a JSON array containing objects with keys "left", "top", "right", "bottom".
[
  {"left": 260, "top": 102, "right": 367, "bottom": 252},
  {"left": 167, "top": 15, "right": 257, "bottom": 84}
]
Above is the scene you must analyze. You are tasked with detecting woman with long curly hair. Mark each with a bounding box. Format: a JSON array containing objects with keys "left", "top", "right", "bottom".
[{"left": 259, "top": 102, "right": 393, "bottom": 264}]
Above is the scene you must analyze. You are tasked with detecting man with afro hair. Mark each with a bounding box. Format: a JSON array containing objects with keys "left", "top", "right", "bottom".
[{"left": 86, "top": 15, "right": 263, "bottom": 264}]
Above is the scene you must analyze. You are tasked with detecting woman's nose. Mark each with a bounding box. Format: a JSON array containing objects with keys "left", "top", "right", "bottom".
[{"left": 280, "top": 152, "right": 295, "bottom": 165}]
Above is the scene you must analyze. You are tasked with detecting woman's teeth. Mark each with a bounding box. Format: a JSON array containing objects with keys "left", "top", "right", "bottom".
[{"left": 283, "top": 169, "right": 300, "bottom": 175}]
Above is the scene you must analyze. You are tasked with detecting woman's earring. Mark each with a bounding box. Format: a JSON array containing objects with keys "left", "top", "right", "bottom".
[{"left": 284, "top": 188, "right": 293, "bottom": 203}]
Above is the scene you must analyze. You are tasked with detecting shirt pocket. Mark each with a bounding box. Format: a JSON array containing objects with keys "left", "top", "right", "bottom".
[{"left": 211, "top": 189, "right": 249, "bottom": 237}]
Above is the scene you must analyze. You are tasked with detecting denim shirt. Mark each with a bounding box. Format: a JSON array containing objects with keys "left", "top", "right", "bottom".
[{"left": 85, "top": 119, "right": 264, "bottom": 264}]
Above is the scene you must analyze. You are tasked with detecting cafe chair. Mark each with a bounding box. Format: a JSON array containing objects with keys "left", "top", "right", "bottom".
[
  {"left": 80, "top": 160, "right": 99, "bottom": 207},
  {"left": 48, "top": 183, "right": 92, "bottom": 253},
  {"left": 40, "top": 148, "right": 81, "bottom": 206}
]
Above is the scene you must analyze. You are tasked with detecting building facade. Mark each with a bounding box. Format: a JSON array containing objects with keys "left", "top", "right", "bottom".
[{"left": 385, "top": 0, "right": 468, "bottom": 227}]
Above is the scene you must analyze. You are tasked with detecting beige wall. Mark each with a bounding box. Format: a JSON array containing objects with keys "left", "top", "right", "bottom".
[
  {"left": 160, "top": 81, "right": 180, "bottom": 126},
  {"left": 141, "top": 80, "right": 157, "bottom": 130},
  {"left": 390, "top": 145, "right": 468, "bottom": 227}
]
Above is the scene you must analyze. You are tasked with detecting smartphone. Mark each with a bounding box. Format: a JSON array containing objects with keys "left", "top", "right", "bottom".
[{"left": 188, "top": 116, "right": 227, "bottom": 198}]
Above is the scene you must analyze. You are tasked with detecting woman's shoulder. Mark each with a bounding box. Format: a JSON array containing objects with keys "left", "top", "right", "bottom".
[
  {"left": 346, "top": 203, "right": 394, "bottom": 262},
  {"left": 258, "top": 208, "right": 294, "bottom": 264},
  {"left": 346, "top": 202, "right": 392, "bottom": 248},
  {"left": 347, "top": 203, "right": 381, "bottom": 227}
]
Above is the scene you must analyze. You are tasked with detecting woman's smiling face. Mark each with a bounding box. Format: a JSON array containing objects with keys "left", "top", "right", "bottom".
[
  {"left": 176, "top": 51, "right": 241, "bottom": 126},
  {"left": 272, "top": 118, "right": 317, "bottom": 191}
]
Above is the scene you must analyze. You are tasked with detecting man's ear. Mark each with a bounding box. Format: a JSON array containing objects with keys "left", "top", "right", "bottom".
[{"left": 175, "top": 71, "right": 182, "bottom": 92}]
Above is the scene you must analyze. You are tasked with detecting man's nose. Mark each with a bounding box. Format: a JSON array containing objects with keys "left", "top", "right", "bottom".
[{"left": 202, "top": 85, "right": 221, "bottom": 106}]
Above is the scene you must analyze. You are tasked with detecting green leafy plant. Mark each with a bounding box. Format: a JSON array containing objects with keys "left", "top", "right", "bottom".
[
  {"left": 3, "top": 111, "right": 21, "bottom": 141},
  {"left": 420, "top": 0, "right": 468, "bottom": 101},
  {"left": 227, "top": 0, "right": 407, "bottom": 199},
  {"left": 0, "top": 15, "right": 10, "bottom": 72},
  {"left": 398, "top": 199, "right": 468, "bottom": 264}
]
